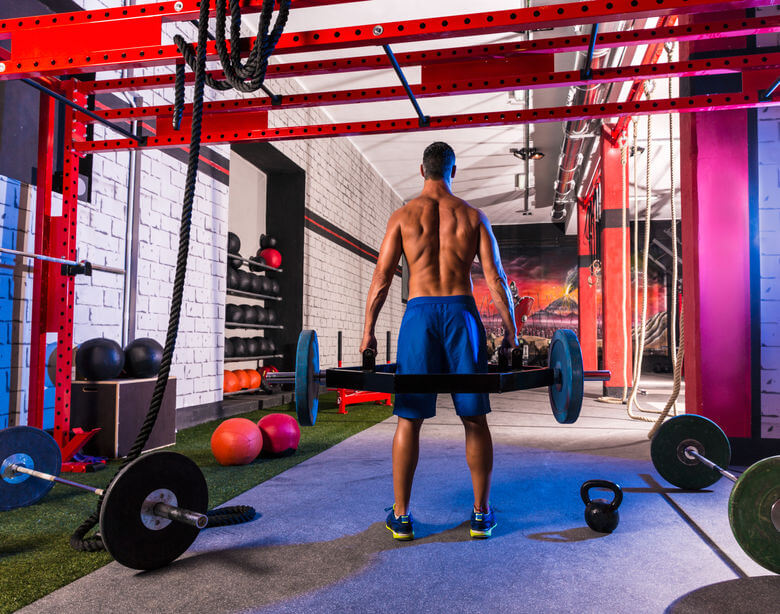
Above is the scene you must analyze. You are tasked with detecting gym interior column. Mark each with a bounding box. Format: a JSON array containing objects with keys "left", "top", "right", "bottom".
[
  {"left": 679, "top": 14, "right": 752, "bottom": 438},
  {"left": 577, "top": 198, "right": 598, "bottom": 371},
  {"left": 599, "top": 128, "right": 632, "bottom": 397}
]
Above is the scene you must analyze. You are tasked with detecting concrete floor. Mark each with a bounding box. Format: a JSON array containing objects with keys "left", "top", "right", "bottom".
[{"left": 20, "top": 375, "right": 779, "bottom": 613}]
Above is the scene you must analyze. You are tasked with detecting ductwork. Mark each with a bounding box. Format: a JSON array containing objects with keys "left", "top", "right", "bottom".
[{"left": 550, "top": 47, "right": 610, "bottom": 222}]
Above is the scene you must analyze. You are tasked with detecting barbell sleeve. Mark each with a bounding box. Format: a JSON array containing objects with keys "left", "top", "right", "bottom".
[
  {"left": 684, "top": 447, "right": 739, "bottom": 483},
  {"left": 153, "top": 502, "right": 209, "bottom": 529}
]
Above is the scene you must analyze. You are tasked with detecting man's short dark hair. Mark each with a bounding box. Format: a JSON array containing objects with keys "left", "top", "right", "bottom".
[{"left": 422, "top": 142, "right": 456, "bottom": 180}]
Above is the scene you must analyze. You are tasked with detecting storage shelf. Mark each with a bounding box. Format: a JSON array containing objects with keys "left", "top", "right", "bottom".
[
  {"left": 225, "top": 323, "right": 284, "bottom": 330},
  {"left": 224, "top": 354, "right": 283, "bottom": 363},
  {"left": 227, "top": 289, "right": 282, "bottom": 301},
  {"left": 223, "top": 388, "right": 278, "bottom": 397}
]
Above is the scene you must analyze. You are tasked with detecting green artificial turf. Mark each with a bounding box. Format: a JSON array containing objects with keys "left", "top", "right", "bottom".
[{"left": 0, "top": 393, "right": 393, "bottom": 613}]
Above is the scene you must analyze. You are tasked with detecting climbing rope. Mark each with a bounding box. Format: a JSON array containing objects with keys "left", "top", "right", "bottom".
[
  {"left": 71, "top": 0, "right": 289, "bottom": 552},
  {"left": 647, "top": 43, "right": 686, "bottom": 437}
]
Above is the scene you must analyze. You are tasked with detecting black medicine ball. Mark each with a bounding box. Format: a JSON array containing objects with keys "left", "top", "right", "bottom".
[
  {"left": 227, "top": 268, "right": 240, "bottom": 290},
  {"left": 260, "top": 276, "right": 273, "bottom": 294},
  {"left": 266, "top": 309, "right": 277, "bottom": 325},
  {"left": 124, "top": 338, "right": 163, "bottom": 378},
  {"left": 245, "top": 338, "right": 260, "bottom": 356},
  {"left": 238, "top": 270, "right": 253, "bottom": 292},
  {"left": 226, "top": 304, "right": 244, "bottom": 323},
  {"left": 232, "top": 338, "right": 248, "bottom": 357},
  {"left": 227, "top": 232, "right": 241, "bottom": 254},
  {"left": 256, "top": 308, "right": 268, "bottom": 325},
  {"left": 75, "top": 338, "right": 125, "bottom": 381},
  {"left": 250, "top": 274, "right": 264, "bottom": 295},
  {"left": 249, "top": 253, "right": 265, "bottom": 272},
  {"left": 270, "top": 279, "right": 280, "bottom": 295},
  {"left": 225, "top": 337, "right": 235, "bottom": 358},
  {"left": 265, "top": 338, "right": 276, "bottom": 354},
  {"left": 242, "top": 305, "right": 258, "bottom": 324}
]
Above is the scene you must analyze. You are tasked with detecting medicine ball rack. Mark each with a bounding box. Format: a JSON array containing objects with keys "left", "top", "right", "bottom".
[{"left": 3, "top": 0, "right": 777, "bottom": 472}]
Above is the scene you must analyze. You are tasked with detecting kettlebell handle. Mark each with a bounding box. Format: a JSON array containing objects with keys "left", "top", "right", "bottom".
[{"left": 580, "top": 479, "right": 623, "bottom": 510}]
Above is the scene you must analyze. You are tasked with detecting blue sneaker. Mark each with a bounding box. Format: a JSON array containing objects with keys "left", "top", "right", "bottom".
[
  {"left": 470, "top": 506, "right": 497, "bottom": 538},
  {"left": 385, "top": 506, "right": 414, "bottom": 540}
]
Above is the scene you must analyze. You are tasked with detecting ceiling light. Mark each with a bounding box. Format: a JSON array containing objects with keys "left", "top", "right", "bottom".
[{"left": 511, "top": 147, "right": 545, "bottom": 161}]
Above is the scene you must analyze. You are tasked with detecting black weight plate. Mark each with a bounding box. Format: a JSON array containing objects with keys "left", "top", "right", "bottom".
[
  {"left": 100, "top": 451, "right": 208, "bottom": 570},
  {"left": 0, "top": 426, "right": 61, "bottom": 511},
  {"left": 650, "top": 414, "right": 730, "bottom": 490},
  {"left": 729, "top": 455, "right": 780, "bottom": 574},
  {"left": 547, "top": 329, "right": 584, "bottom": 424},
  {"left": 295, "top": 330, "right": 320, "bottom": 426}
]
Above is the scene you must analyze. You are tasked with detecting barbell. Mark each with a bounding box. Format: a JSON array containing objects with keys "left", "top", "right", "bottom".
[
  {"left": 266, "top": 329, "right": 611, "bottom": 427},
  {"left": 0, "top": 426, "right": 208, "bottom": 570},
  {"left": 650, "top": 414, "right": 780, "bottom": 574}
]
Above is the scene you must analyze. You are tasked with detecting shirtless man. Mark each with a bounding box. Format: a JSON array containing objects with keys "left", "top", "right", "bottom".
[{"left": 360, "top": 142, "right": 517, "bottom": 541}]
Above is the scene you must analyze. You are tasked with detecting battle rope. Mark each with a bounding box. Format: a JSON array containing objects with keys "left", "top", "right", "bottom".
[{"left": 71, "top": 0, "right": 288, "bottom": 552}]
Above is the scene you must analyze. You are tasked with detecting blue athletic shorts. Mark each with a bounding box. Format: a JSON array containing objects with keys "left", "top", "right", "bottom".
[{"left": 394, "top": 295, "right": 490, "bottom": 420}]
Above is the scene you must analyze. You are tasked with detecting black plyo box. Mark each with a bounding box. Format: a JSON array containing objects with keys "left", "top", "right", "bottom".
[{"left": 70, "top": 378, "right": 177, "bottom": 458}]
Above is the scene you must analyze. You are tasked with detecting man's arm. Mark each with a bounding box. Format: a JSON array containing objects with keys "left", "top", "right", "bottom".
[
  {"left": 477, "top": 211, "right": 517, "bottom": 347},
  {"left": 361, "top": 210, "right": 403, "bottom": 352}
]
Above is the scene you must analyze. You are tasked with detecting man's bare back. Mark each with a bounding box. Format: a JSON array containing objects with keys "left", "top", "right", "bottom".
[
  {"left": 360, "top": 156, "right": 516, "bottom": 354},
  {"left": 396, "top": 189, "right": 481, "bottom": 299}
]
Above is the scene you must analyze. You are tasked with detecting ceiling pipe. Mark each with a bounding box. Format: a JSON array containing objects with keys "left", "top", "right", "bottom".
[{"left": 550, "top": 46, "right": 610, "bottom": 222}]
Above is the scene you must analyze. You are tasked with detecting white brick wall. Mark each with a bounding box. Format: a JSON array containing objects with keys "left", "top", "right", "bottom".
[{"left": 758, "top": 104, "right": 780, "bottom": 439}]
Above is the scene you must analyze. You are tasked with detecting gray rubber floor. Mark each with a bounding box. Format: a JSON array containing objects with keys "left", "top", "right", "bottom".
[{"left": 21, "top": 376, "right": 779, "bottom": 613}]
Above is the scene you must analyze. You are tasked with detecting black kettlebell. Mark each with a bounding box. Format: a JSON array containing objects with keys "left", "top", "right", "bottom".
[
  {"left": 581, "top": 480, "right": 623, "bottom": 534},
  {"left": 260, "top": 234, "right": 278, "bottom": 249}
]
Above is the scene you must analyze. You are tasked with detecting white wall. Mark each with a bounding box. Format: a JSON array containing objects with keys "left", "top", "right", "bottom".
[{"left": 228, "top": 153, "right": 267, "bottom": 258}]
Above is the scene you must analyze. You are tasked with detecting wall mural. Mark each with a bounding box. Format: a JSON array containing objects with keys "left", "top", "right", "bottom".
[{"left": 471, "top": 224, "right": 669, "bottom": 367}]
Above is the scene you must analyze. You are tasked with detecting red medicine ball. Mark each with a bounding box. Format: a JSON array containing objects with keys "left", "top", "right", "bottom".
[
  {"left": 259, "top": 248, "right": 282, "bottom": 269},
  {"left": 211, "top": 418, "right": 262, "bottom": 465},
  {"left": 257, "top": 413, "right": 300, "bottom": 456}
]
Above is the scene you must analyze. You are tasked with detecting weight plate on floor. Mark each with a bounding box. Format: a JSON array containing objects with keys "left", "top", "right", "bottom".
[
  {"left": 729, "top": 455, "right": 780, "bottom": 574},
  {"left": 295, "top": 329, "right": 320, "bottom": 426},
  {"left": 547, "top": 329, "right": 584, "bottom": 424},
  {"left": 650, "top": 414, "right": 730, "bottom": 490},
  {"left": 0, "top": 426, "right": 61, "bottom": 511},
  {"left": 100, "top": 451, "right": 208, "bottom": 570}
]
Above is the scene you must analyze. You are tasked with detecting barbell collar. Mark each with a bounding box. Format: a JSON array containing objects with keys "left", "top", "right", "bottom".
[
  {"left": 8, "top": 463, "right": 105, "bottom": 495},
  {"left": 684, "top": 446, "right": 738, "bottom": 483},
  {"left": 153, "top": 501, "right": 208, "bottom": 529},
  {"left": 583, "top": 370, "right": 611, "bottom": 382}
]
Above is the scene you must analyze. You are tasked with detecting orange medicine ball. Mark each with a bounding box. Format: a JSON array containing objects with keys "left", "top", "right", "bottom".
[
  {"left": 233, "top": 369, "right": 251, "bottom": 389},
  {"left": 246, "top": 369, "right": 262, "bottom": 389},
  {"left": 224, "top": 370, "right": 239, "bottom": 393},
  {"left": 211, "top": 418, "right": 262, "bottom": 465}
]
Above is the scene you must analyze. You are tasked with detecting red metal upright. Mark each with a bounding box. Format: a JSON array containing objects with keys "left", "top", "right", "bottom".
[
  {"left": 577, "top": 198, "right": 598, "bottom": 371},
  {"left": 600, "top": 127, "right": 632, "bottom": 397},
  {"left": 27, "top": 94, "right": 56, "bottom": 429}
]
